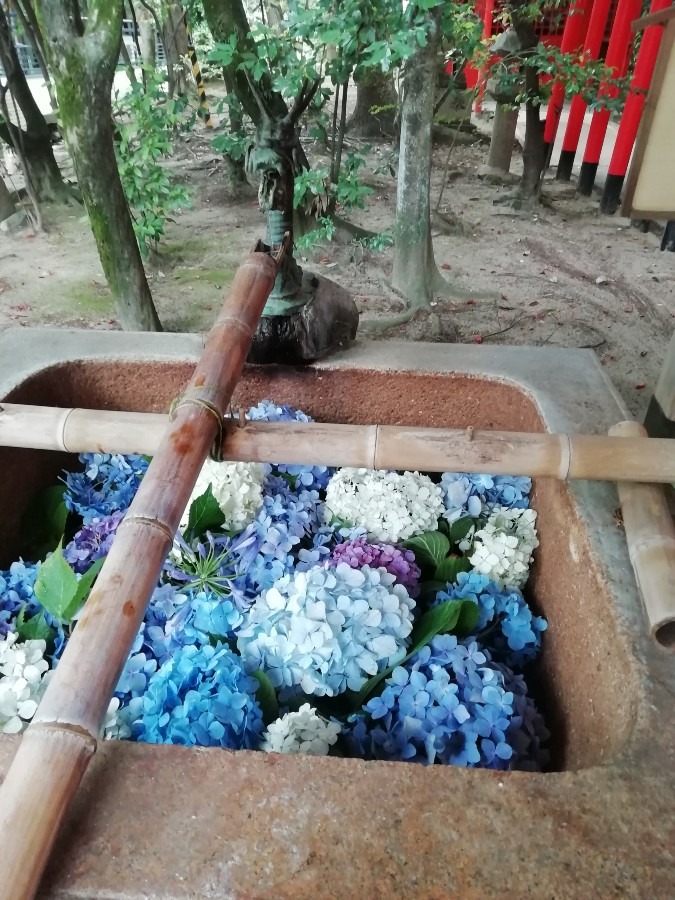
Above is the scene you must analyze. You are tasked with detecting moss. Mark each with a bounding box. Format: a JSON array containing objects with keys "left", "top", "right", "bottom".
[
  {"left": 172, "top": 267, "right": 235, "bottom": 287},
  {"left": 68, "top": 282, "right": 112, "bottom": 312}
]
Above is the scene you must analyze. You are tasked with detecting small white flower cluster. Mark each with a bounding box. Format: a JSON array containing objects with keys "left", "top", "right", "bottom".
[
  {"left": 262, "top": 703, "right": 341, "bottom": 755},
  {"left": 469, "top": 506, "right": 539, "bottom": 589},
  {"left": 180, "top": 459, "right": 266, "bottom": 532},
  {"left": 324, "top": 468, "right": 444, "bottom": 543},
  {"left": 100, "top": 696, "right": 136, "bottom": 741},
  {"left": 0, "top": 632, "right": 52, "bottom": 735}
]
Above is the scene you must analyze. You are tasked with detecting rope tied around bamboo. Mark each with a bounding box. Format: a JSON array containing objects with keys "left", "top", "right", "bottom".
[{"left": 0, "top": 249, "right": 278, "bottom": 900}]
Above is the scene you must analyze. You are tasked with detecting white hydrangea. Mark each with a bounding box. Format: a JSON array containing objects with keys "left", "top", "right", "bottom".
[
  {"left": 0, "top": 632, "right": 52, "bottom": 735},
  {"left": 262, "top": 703, "right": 341, "bottom": 755},
  {"left": 324, "top": 468, "right": 444, "bottom": 543},
  {"left": 469, "top": 506, "right": 539, "bottom": 589},
  {"left": 180, "top": 459, "right": 265, "bottom": 532}
]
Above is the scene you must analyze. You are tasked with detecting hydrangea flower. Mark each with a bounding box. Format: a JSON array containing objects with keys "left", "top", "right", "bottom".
[
  {"left": 262, "top": 703, "right": 341, "bottom": 755},
  {"left": 345, "top": 634, "right": 547, "bottom": 770},
  {"left": 470, "top": 506, "right": 539, "bottom": 589},
  {"left": 441, "top": 473, "right": 532, "bottom": 524},
  {"left": 440, "top": 473, "right": 484, "bottom": 524},
  {"left": 324, "top": 468, "right": 444, "bottom": 543},
  {"left": 237, "top": 563, "right": 415, "bottom": 698},
  {"left": 133, "top": 643, "right": 264, "bottom": 749},
  {"left": 64, "top": 453, "right": 148, "bottom": 522},
  {"left": 0, "top": 632, "right": 52, "bottom": 734},
  {"left": 64, "top": 511, "right": 124, "bottom": 574},
  {"left": 435, "top": 571, "right": 547, "bottom": 668},
  {"left": 180, "top": 459, "right": 265, "bottom": 533},
  {"left": 329, "top": 538, "right": 421, "bottom": 598},
  {"left": 246, "top": 400, "right": 332, "bottom": 490},
  {"left": 0, "top": 560, "right": 40, "bottom": 619}
]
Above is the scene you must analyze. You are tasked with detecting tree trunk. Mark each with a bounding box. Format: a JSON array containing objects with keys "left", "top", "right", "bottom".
[
  {"left": 0, "top": 3, "right": 66, "bottom": 200},
  {"left": 487, "top": 103, "right": 519, "bottom": 172},
  {"left": 139, "top": 16, "right": 156, "bottom": 69},
  {"left": 0, "top": 174, "right": 16, "bottom": 222},
  {"left": 162, "top": 3, "right": 189, "bottom": 98},
  {"left": 14, "top": 0, "right": 57, "bottom": 110},
  {"left": 348, "top": 69, "right": 398, "bottom": 138},
  {"left": 391, "top": 10, "right": 443, "bottom": 308},
  {"left": 510, "top": 2, "right": 546, "bottom": 203},
  {"left": 37, "top": 0, "right": 162, "bottom": 332}
]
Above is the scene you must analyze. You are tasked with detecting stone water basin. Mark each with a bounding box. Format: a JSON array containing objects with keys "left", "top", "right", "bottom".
[{"left": 0, "top": 331, "right": 673, "bottom": 898}]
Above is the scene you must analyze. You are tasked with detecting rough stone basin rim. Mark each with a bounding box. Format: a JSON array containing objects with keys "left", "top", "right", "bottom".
[{"left": 0, "top": 331, "right": 673, "bottom": 899}]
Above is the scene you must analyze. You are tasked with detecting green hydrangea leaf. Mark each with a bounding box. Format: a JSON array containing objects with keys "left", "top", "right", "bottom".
[
  {"left": 62, "top": 557, "right": 106, "bottom": 622},
  {"left": 34, "top": 539, "right": 78, "bottom": 623},
  {"left": 252, "top": 669, "right": 279, "bottom": 725},
  {"left": 435, "top": 555, "right": 472, "bottom": 586},
  {"left": 185, "top": 485, "right": 225, "bottom": 542},
  {"left": 15, "top": 607, "right": 56, "bottom": 644},
  {"left": 403, "top": 531, "right": 450, "bottom": 572},
  {"left": 21, "top": 485, "right": 69, "bottom": 562},
  {"left": 448, "top": 516, "right": 476, "bottom": 548}
]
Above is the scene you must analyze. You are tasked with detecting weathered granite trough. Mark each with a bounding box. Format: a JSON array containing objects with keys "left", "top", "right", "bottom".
[{"left": 0, "top": 330, "right": 673, "bottom": 898}]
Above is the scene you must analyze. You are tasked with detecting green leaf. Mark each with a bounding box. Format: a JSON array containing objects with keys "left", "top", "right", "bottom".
[
  {"left": 185, "top": 485, "right": 225, "bottom": 541},
  {"left": 15, "top": 607, "right": 56, "bottom": 644},
  {"left": 21, "top": 485, "right": 69, "bottom": 562},
  {"left": 62, "top": 557, "right": 105, "bottom": 622},
  {"left": 403, "top": 531, "right": 450, "bottom": 572},
  {"left": 448, "top": 516, "right": 476, "bottom": 548},
  {"left": 455, "top": 600, "right": 480, "bottom": 636},
  {"left": 252, "top": 669, "right": 279, "bottom": 725},
  {"left": 435, "top": 555, "right": 472, "bottom": 586},
  {"left": 34, "top": 539, "right": 78, "bottom": 623}
]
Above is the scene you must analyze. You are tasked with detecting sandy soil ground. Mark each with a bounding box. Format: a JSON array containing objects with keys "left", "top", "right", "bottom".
[{"left": 1, "top": 121, "right": 673, "bottom": 419}]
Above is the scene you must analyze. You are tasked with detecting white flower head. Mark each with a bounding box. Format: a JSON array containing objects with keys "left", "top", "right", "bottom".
[
  {"left": 0, "top": 632, "right": 52, "bottom": 735},
  {"left": 324, "top": 468, "right": 444, "bottom": 543},
  {"left": 262, "top": 704, "right": 341, "bottom": 755},
  {"left": 180, "top": 459, "right": 266, "bottom": 533},
  {"left": 469, "top": 506, "right": 539, "bottom": 589}
]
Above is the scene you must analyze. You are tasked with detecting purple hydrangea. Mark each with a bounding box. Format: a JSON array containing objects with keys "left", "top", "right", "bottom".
[
  {"left": 64, "top": 511, "right": 124, "bottom": 574},
  {"left": 329, "top": 538, "right": 421, "bottom": 598}
]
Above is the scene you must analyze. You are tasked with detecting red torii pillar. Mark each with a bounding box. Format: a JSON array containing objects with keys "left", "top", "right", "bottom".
[
  {"left": 474, "top": 0, "right": 496, "bottom": 114},
  {"left": 543, "top": 0, "right": 593, "bottom": 153},
  {"left": 599, "top": 0, "right": 672, "bottom": 213},
  {"left": 577, "top": 0, "right": 642, "bottom": 195},
  {"left": 557, "top": 0, "right": 614, "bottom": 180}
]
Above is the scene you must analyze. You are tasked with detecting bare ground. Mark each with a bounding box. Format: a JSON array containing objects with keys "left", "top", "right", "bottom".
[{"left": 1, "top": 125, "right": 673, "bottom": 418}]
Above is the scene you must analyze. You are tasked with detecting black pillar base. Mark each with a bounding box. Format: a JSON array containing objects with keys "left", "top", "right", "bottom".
[
  {"left": 644, "top": 395, "right": 675, "bottom": 439},
  {"left": 661, "top": 221, "right": 675, "bottom": 252},
  {"left": 600, "top": 173, "right": 625, "bottom": 215},
  {"left": 577, "top": 161, "right": 598, "bottom": 196},
  {"left": 556, "top": 149, "right": 575, "bottom": 181}
]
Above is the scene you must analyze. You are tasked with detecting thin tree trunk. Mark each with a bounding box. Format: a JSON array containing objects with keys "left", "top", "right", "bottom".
[
  {"left": 510, "top": 2, "right": 546, "bottom": 203},
  {"left": 138, "top": 14, "right": 156, "bottom": 70},
  {"left": 487, "top": 103, "right": 519, "bottom": 172},
  {"left": 348, "top": 69, "right": 398, "bottom": 137},
  {"left": 391, "top": 10, "right": 444, "bottom": 308},
  {"left": 0, "top": 172, "right": 16, "bottom": 222},
  {"left": 162, "top": 3, "right": 189, "bottom": 98},
  {"left": 37, "top": 0, "right": 162, "bottom": 332},
  {"left": 14, "top": 0, "right": 57, "bottom": 110},
  {"left": 0, "top": 3, "right": 66, "bottom": 200}
]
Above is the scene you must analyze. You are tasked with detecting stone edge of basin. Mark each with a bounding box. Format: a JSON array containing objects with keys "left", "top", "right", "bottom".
[{"left": 0, "top": 329, "right": 673, "bottom": 900}]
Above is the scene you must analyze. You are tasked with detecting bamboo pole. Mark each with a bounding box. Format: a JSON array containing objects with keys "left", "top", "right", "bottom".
[
  {"left": 609, "top": 421, "right": 675, "bottom": 650},
  {"left": 1, "top": 407, "right": 675, "bottom": 484},
  {"left": 0, "top": 249, "right": 277, "bottom": 900}
]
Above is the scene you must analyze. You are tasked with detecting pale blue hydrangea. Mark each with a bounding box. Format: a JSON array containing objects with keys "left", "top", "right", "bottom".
[
  {"left": 440, "top": 473, "right": 484, "bottom": 524},
  {"left": 345, "top": 634, "right": 547, "bottom": 770},
  {"left": 63, "top": 453, "right": 148, "bottom": 522},
  {"left": 441, "top": 473, "right": 531, "bottom": 524},
  {"left": 435, "top": 571, "right": 547, "bottom": 669},
  {"left": 0, "top": 561, "right": 65, "bottom": 657},
  {"left": 237, "top": 563, "right": 415, "bottom": 698},
  {"left": 132, "top": 643, "right": 264, "bottom": 749}
]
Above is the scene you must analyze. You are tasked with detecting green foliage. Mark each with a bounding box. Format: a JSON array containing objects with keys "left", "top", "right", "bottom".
[
  {"left": 295, "top": 216, "right": 337, "bottom": 252},
  {"left": 359, "top": 230, "right": 394, "bottom": 252},
  {"left": 15, "top": 608, "right": 56, "bottom": 645},
  {"left": 113, "top": 70, "right": 192, "bottom": 256},
  {"left": 185, "top": 485, "right": 226, "bottom": 542},
  {"left": 20, "top": 485, "right": 69, "bottom": 563},
  {"left": 34, "top": 541, "right": 104, "bottom": 624},
  {"left": 252, "top": 669, "right": 280, "bottom": 724}
]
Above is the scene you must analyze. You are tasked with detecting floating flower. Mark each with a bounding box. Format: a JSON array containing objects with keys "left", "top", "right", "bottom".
[
  {"left": 180, "top": 459, "right": 266, "bottom": 533},
  {"left": 469, "top": 507, "right": 539, "bottom": 589},
  {"left": 324, "top": 468, "right": 444, "bottom": 543},
  {"left": 237, "top": 563, "right": 415, "bottom": 698},
  {"left": 440, "top": 473, "right": 484, "bottom": 524},
  {"left": 345, "top": 634, "right": 547, "bottom": 770},
  {"left": 133, "top": 643, "right": 263, "bottom": 749},
  {"left": 0, "top": 632, "right": 52, "bottom": 734},
  {"left": 64, "top": 453, "right": 148, "bottom": 522},
  {"left": 329, "top": 538, "right": 421, "bottom": 598},
  {"left": 64, "top": 511, "right": 124, "bottom": 574},
  {"left": 262, "top": 703, "right": 341, "bottom": 755},
  {"left": 435, "top": 570, "right": 547, "bottom": 668}
]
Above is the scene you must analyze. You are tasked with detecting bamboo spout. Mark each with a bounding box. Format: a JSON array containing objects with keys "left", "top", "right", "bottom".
[
  {"left": 0, "top": 251, "right": 277, "bottom": 900},
  {"left": 609, "top": 420, "right": 675, "bottom": 650}
]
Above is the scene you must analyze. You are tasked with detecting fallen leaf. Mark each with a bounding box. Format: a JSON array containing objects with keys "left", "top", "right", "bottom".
[
  {"left": 466, "top": 299, "right": 475, "bottom": 305},
  {"left": 635, "top": 383, "right": 646, "bottom": 390},
  {"left": 441, "top": 263, "right": 452, "bottom": 270},
  {"left": 472, "top": 335, "right": 484, "bottom": 344},
  {"left": 529, "top": 300, "right": 539, "bottom": 307}
]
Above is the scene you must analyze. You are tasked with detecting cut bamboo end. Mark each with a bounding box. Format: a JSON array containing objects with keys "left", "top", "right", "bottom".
[{"left": 609, "top": 420, "right": 675, "bottom": 650}]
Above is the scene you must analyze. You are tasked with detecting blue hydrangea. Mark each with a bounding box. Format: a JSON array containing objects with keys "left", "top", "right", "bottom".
[
  {"left": 132, "top": 643, "right": 264, "bottom": 749},
  {"left": 435, "top": 571, "right": 547, "bottom": 669},
  {"left": 63, "top": 453, "right": 148, "bottom": 523},
  {"left": 115, "top": 626, "right": 157, "bottom": 706},
  {"left": 247, "top": 400, "right": 332, "bottom": 490},
  {"left": 0, "top": 560, "right": 40, "bottom": 619},
  {"left": 441, "top": 473, "right": 531, "bottom": 524},
  {"left": 237, "top": 563, "right": 415, "bottom": 698},
  {"left": 345, "top": 634, "right": 547, "bottom": 770}
]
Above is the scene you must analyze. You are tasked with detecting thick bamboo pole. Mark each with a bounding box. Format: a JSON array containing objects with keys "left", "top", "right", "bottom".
[
  {"left": 0, "top": 250, "right": 277, "bottom": 900},
  {"left": 609, "top": 421, "right": 675, "bottom": 650},
  {"left": 2, "top": 407, "right": 675, "bottom": 484}
]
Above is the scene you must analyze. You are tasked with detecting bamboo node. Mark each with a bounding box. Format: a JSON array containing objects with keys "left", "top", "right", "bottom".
[
  {"left": 559, "top": 433, "right": 572, "bottom": 480},
  {"left": 119, "top": 514, "right": 175, "bottom": 545},
  {"left": 169, "top": 395, "right": 225, "bottom": 462}
]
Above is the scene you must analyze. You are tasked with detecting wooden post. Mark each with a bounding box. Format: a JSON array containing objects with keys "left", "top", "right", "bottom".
[{"left": 0, "top": 249, "right": 276, "bottom": 900}]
